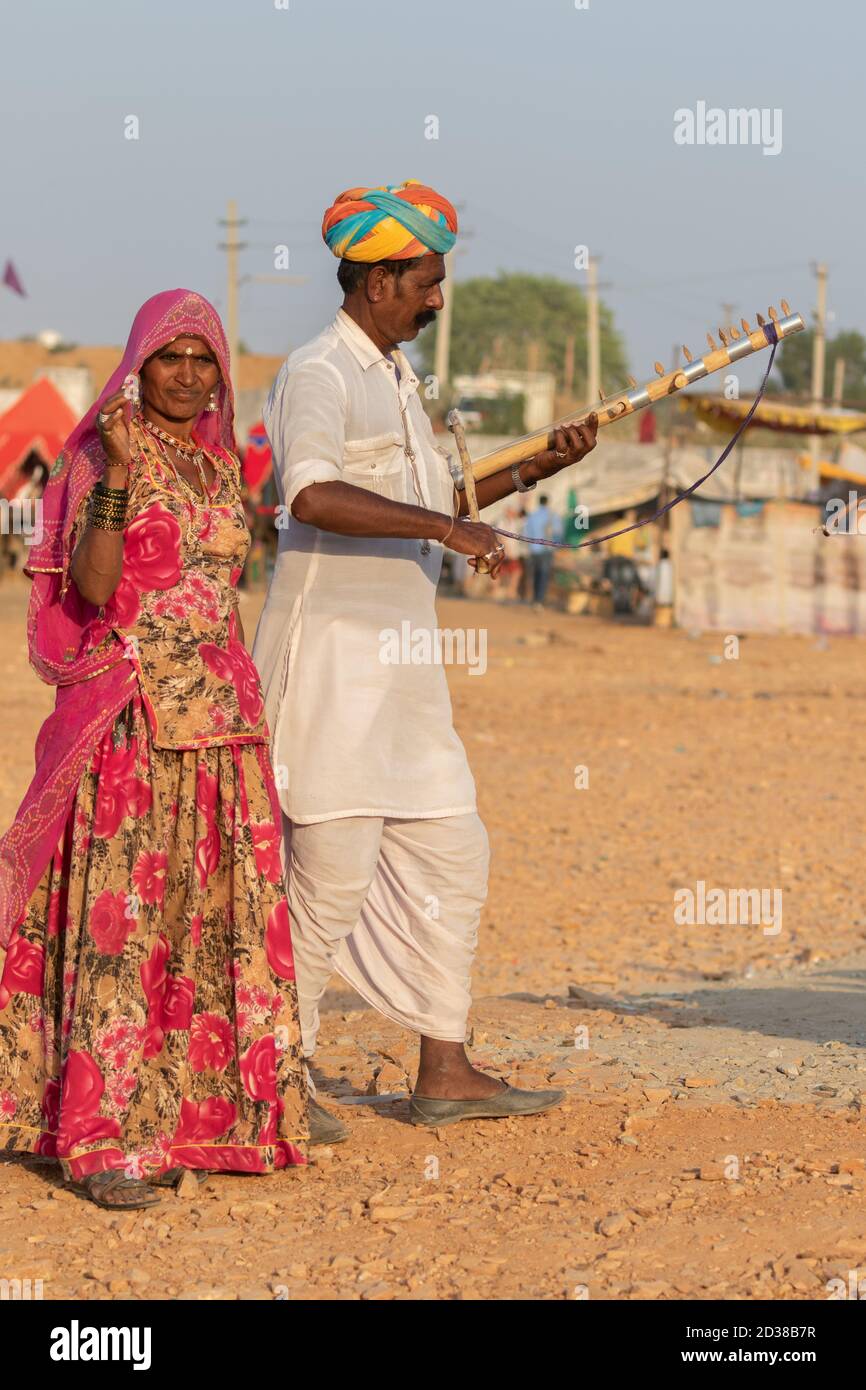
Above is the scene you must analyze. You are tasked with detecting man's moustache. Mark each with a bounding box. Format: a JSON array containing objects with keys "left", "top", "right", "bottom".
[{"left": 415, "top": 311, "right": 437, "bottom": 328}]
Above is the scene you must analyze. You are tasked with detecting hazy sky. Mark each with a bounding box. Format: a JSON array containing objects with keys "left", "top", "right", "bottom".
[{"left": 0, "top": 0, "right": 859, "bottom": 392}]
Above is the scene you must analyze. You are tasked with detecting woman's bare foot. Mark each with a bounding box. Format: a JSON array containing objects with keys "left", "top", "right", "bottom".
[{"left": 414, "top": 1038, "right": 507, "bottom": 1100}]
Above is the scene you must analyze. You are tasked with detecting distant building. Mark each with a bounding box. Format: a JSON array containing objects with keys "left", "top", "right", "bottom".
[{"left": 453, "top": 370, "right": 556, "bottom": 434}]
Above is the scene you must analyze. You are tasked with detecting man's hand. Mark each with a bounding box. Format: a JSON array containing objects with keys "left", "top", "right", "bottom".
[
  {"left": 443, "top": 519, "right": 505, "bottom": 578},
  {"left": 525, "top": 412, "right": 598, "bottom": 483}
]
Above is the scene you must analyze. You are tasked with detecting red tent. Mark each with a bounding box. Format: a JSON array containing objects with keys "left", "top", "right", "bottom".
[{"left": 0, "top": 378, "right": 76, "bottom": 499}]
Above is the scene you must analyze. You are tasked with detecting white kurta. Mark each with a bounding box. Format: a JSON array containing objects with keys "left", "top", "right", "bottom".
[{"left": 252, "top": 309, "right": 478, "bottom": 824}]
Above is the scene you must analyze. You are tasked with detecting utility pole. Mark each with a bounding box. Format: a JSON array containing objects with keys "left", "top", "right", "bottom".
[
  {"left": 832, "top": 356, "right": 846, "bottom": 405},
  {"left": 563, "top": 333, "right": 575, "bottom": 396},
  {"left": 433, "top": 249, "right": 455, "bottom": 393},
  {"left": 809, "top": 261, "right": 828, "bottom": 476},
  {"left": 587, "top": 255, "right": 601, "bottom": 404},
  {"left": 218, "top": 200, "right": 248, "bottom": 386}
]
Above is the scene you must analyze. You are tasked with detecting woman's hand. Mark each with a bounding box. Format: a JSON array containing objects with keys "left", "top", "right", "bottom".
[{"left": 96, "top": 391, "right": 133, "bottom": 474}]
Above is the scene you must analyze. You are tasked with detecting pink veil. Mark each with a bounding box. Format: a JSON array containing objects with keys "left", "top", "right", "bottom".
[
  {"left": 27, "top": 288, "right": 235, "bottom": 685},
  {"left": 0, "top": 289, "right": 236, "bottom": 948}
]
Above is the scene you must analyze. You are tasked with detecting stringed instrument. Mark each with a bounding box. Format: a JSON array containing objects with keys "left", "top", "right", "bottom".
[{"left": 463, "top": 302, "right": 804, "bottom": 482}]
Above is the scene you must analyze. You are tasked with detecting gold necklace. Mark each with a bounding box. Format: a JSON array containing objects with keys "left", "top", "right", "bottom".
[{"left": 140, "top": 416, "right": 200, "bottom": 457}]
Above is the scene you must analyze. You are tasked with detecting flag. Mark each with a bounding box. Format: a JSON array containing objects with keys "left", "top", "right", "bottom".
[{"left": 2, "top": 261, "right": 26, "bottom": 297}]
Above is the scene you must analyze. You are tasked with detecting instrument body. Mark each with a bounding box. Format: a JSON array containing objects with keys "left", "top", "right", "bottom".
[{"left": 466, "top": 310, "right": 804, "bottom": 483}]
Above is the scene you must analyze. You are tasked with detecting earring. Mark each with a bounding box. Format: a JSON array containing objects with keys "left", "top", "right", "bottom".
[{"left": 206, "top": 390, "right": 219, "bottom": 412}]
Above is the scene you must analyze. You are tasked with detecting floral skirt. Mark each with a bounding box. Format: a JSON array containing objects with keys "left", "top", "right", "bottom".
[{"left": 0, "top": 691, "right": 308, "bottom": 1181}]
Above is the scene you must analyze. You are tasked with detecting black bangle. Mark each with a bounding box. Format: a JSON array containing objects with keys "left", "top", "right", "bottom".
[{"left": 94, "top": 480, "right": 128, "bottom": 499}]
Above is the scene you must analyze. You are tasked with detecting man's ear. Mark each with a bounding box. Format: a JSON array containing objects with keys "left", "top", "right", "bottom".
[{"left": 365, "top": 265, "right": 390, "bottom": 304}]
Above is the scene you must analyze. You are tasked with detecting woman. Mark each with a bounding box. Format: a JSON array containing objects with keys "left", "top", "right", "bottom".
[{"left": 0, "top": 289, "right": 308, "bottom": 1208}]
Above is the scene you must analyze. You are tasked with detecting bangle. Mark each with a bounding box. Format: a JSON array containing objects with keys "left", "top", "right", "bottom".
[
  {"left": 439, "top": 485, "right": 460, "bottom": 545},
  {"left": 512, "top": 461, "right": 537, "bottom": 494},
  {"left": 90, "top": 481, "right": 127, "bottom": 531}
]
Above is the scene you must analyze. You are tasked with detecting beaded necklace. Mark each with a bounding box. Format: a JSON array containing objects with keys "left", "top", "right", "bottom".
[{"left": 138, "top": 416, "right": 218, "bottom": 504}]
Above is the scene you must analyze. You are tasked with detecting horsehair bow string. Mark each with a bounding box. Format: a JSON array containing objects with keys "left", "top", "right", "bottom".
[{"left": 493, "top": 321, "right": 780, "bottom": 552}]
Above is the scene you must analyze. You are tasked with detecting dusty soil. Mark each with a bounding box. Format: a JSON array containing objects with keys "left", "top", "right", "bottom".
[{"left": 0, "top": 577, "right": 864, "bottom": 1301}]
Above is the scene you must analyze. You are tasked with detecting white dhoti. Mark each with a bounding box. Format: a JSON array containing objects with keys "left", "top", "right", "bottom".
[{"left": 282, "top": 813, "right": 489, "bottom": 1059}]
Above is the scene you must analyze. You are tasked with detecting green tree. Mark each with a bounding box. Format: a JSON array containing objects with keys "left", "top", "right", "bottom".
[
  {"left": 769, "top": 328, "right": 866, "bottom": 405},
  {"left": 418, "top": 271, "right": 629, "bottom": 398}
]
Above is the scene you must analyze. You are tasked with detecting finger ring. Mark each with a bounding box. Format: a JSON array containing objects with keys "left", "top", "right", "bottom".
[
  {"left": 97, "top": 412, "right": 115, "bottom": 429},
  {"left": 555, "top": 448, "right": 568, "bottom": 459}
]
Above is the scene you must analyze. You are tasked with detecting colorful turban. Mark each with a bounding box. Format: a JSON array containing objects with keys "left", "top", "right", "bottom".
[{"left": 322, "top": 181, "right": 458, "bottom": 263}]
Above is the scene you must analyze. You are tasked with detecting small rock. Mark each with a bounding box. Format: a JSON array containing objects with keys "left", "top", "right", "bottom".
[
  {"left": 834, "top": 1157, "right": 866, "bottom": 1176},
  {"left": 598, "top": 1212, "right": 631, "bottom": 1237},
  {"left": 365, "top": 1061, "right": 408, "bottom": 1095},
  {"left": 698, "top": 1162, "right": 728, "bottom": 1182},
  {"left": 643, "top": 1087, "right": 671, "bottom": 1104},
  {"left": 683, "top": 1075, "right": 718, "bottom": 1088},
  {"left": 777, "top": 1065, "right": 800, "bottom": 1079},
  {"left": 369, "top": 1205, "right": 417, "bottom": 1222},
  {"left": 175, "top": 1169, "right": 201, "bottom": 1199},
  {"left": 785, "top": 1259, "right": 821, "bottom": 1291}
]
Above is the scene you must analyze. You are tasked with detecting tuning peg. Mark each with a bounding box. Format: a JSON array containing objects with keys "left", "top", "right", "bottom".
[
  {"left": 741, "top": 317, "right": 752, "bottom": 335},
  {"left": 682, "top": 345, "right": 693, "bottom": 363},
  {"left": 706, "top": 332, "right": 716, "bottom": 351},
  {"left": 729, "top": 324, "right": 740, "bottom": 340},
  {"left": 598, "top": 388, "right": 606, "bottom": 403},
  {"left": 768, "top": 305, "right": 779, "bottom": 322},
  {"left": 756, "top": 312, "right": 767, "bottom": 327},
  {"left": 718, "top": 328, "right": 729, "bottom": 347},
  {"left": 781, "top": 299, "right": 791, "bottom": 316},
  {"left": 626, "top": 375, "right": 637, "bottom": 389},
  {"left": 654, "top": 361, "right": 666, "bottom": 376}
]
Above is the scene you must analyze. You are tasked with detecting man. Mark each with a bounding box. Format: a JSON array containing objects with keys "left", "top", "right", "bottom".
[
  {"left": 523, "top": 495, "right": 563, "bottom": 607},
  {"left": 252, "top": 181, "right": 598, "bottom": 1142}
]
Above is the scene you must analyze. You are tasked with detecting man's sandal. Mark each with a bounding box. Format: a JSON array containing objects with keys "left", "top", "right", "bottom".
[
  {"left": 70, "top": 1170, "right": 163, "bottom": 1210},
  {"left": 151, "top": 1167, "right": 211, "bottom": 1189}
]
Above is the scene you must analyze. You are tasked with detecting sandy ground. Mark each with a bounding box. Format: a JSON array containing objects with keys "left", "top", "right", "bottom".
[{"left": 0, "top": 575, "right": 864, "bottom": 1302}]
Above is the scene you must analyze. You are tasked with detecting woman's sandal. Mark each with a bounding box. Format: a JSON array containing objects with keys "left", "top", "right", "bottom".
[
  {"left": 150, "top": 1166, "right": 211, "bottom": 1190},
  {"left": 71, "top": 1170, "right": 163, "bottom": 1210}
]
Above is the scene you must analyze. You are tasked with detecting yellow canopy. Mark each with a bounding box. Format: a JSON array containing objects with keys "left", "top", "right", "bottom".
[{"left": 684, "top": 395, "right": 866, "bottom": 436}]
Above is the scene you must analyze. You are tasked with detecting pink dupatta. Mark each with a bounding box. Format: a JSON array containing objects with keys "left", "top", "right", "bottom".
[{"left": 0, "top": 289, "right": 235, "bottom": 948}]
